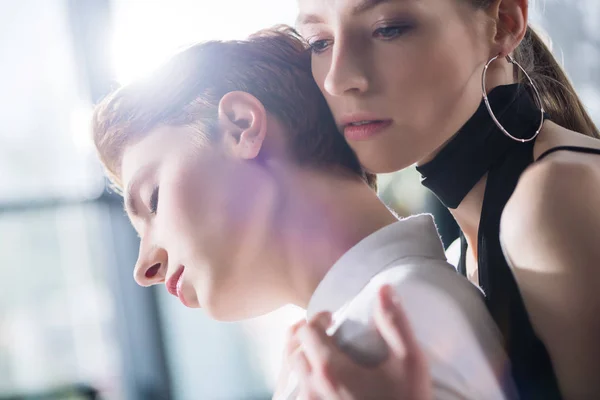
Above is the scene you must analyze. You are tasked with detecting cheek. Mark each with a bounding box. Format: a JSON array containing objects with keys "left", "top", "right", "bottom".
[
  {"left": 389, "top": 34, "right": 471, "bottom": 100},
  {"left": 158, "top": 179, "right": 206, "bottom": 263},
  {"left": 384, "top": 23, "right": 484, "bottom": 130},
  {"left": 162, "top": 157, "right": 273, "bottom": 271},
  {"left": 352, "top": 28, "right": 486, "bottom": 171},
  {"left": 176, "top": 164, "right": 278, "bottom": 319},
  {"left": 311, "top": 55, "right": 330, "bottom": 95},
  {"left": 157, "top": 157, "right": 225, "bottom": 262}
]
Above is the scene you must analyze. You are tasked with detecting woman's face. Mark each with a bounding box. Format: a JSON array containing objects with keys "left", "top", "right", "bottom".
[
  {"left": 297, "top": 0, "right": 495, "bottom": 173},
  {"left": 120, "top": 125, "right": 283, "bottom": 321}
]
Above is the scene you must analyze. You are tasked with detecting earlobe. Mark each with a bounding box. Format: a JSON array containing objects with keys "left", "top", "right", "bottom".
[{"left": 217, "top": 91, "right": 268, "bottom": 160}]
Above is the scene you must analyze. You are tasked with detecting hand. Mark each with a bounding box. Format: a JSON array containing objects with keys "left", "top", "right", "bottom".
[
  {"left": 290, "top": 284, "right": 432, "bottom": 400},
  {"left": 273, "top": 318, "right": 308, "bottom": 399}
]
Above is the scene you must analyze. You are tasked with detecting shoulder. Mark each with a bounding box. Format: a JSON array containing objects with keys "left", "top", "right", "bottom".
[
  {"left": 505, "top": 145, "right": 600, "bottom": 222},
  {"left": 500, "top": 147, "right": 600, "bottom": 268},
  {"left": 348, "top": 260, "right": 485, "bottom": 325},
  {"left": 520, "top": 148, "right": 600, "bottom": 199}
]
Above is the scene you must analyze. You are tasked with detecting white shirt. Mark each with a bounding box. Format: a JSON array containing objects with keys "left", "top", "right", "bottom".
[{"left": 279, "top": 214, "right": 516, "bottom": 400}]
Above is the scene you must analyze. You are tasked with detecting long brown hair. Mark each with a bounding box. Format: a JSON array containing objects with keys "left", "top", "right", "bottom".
[{"left": 472, "top": 0, "right": 599, "bottom": 138}]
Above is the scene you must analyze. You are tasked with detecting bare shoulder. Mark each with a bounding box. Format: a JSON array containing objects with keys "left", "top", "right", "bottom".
[
  {"left": 532, "top": 120, "right": 600, "bottom": 159},
  {"left": 516, "top": 121, "right": 600, "bottom": 209},
  {"left": 500, "top": 122, "right": 600, "bottom": 269}
]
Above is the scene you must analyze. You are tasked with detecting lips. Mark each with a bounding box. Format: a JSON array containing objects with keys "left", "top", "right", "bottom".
[
  {"left": 338, "top": 113, "right": 392, "bottom": 141},
  {"left": 339, "top": 112, "right": 388, "bottom": 126},
  {"left": 166, "top": 266, "right": 184, "bottom": 297},
  {"left": 166, "top": 266, "right": 192, "bottom": 307},
  {"left": 343, "top": 120, "right": 392, "bottom": 141}
]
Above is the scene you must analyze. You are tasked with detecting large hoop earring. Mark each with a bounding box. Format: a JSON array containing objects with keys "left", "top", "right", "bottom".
[{"left": 481, "top": 54, "right": 545, "bottom": 143}]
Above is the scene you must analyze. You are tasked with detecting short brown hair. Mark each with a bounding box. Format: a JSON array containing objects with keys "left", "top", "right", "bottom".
[{"left": 92, "top": 26, "right": 376, "bottom": 191}]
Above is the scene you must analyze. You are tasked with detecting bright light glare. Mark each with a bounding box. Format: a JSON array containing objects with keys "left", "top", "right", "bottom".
[
  {"left": 110, "top": 0, "right": 297, "bottom": 85},
  {"left": 70, "top": 105, "right": 94, "bottom": 152}
]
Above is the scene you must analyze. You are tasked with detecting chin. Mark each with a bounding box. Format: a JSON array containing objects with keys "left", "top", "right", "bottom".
[
  {"left": 360, "top": 152, "right": 414, "bottom": 174},
  {"left": 352, "top": 142, "right": 413, "bottom": 174}
]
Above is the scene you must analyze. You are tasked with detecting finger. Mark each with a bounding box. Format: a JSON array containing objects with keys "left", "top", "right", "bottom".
[
  {"left": 297, "top": 313, "right": 341, "bottom": 392},
  {"left": 289, "top": 318, "right": 308, "bottom": 336},
  {"left": 292, "top": 349, "right": 312, "bottom": 377},
  {"left": 374, "top": 285, "right": 419, "bottom": 360},
  {"left": 276, "top": 321, "right": 307, "bottom": 399},
  {"left": 292, "top": 348, "right": 340, "bottom": 400},
  {"left": 297, "top": 392, "right": 320, "bottom": 400},
  {"left": 292, "top": 351, "right": 320, "bottom": 400},
  {"left": 297, "top": 388, "right": 321, "bottom": 400},
  {"left": 285, "top": 319, "right": 308, "bottom": 358},
  {"left": 299, "top": 312, "right": 335, "bottom": 365},
  {"left": 310, "top": 311, "right": 333, "bottom": 331}
]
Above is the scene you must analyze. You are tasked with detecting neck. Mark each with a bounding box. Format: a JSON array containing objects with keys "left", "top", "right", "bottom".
[
  {"left": 451, "top": 175, "right": 487, "bottom": 251},
  {"left": 416, "top": 84, "right": 546, "bottom": 251},
  {"left": 273, "top": 168, "right": 397, "bottom": 309}
]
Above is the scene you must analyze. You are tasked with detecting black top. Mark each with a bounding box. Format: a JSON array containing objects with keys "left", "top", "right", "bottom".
[{"left": 417, "top": 84, "right": 600, "bottom": 399}]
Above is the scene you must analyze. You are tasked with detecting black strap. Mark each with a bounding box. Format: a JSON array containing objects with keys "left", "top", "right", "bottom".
[
  {"left": 421, "top": 83, "right": 564, "bottom": 398},
  {"left": 417, "top": 84, "right": 542, "bottom": 209},
  {"left": 458, "top": 232, "right": 467, "bottom": 277},
  {"left": 537, "top": 145, "right": 600, "bottom": 162},
  {"left": 458, "top": 139, "right": 562, "bottom": 399}
]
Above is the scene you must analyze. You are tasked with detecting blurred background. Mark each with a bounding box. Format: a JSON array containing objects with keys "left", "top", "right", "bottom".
[{"left": 0, "top": 1, "right": 598, "bottom": 399}]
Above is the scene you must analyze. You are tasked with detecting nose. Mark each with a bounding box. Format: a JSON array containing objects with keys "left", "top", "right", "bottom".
[
  {"left": 134, "top": 240, "right": 168, "bottom": 287},
  {"left": 323, "top": 38, "right": 370, "bottom": 96}
]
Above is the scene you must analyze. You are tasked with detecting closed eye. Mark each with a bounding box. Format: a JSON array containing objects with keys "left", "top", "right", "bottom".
[{"left": 149, "top": 186, "right": 159, "bottom": 215}]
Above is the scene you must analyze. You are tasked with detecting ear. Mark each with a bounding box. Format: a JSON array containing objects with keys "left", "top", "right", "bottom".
[
  {"left": 217, "top": 91, "right": 268, "bottom": 160},
  {"left": 486, "top": 0, "right": 528, "bottom": 57}
]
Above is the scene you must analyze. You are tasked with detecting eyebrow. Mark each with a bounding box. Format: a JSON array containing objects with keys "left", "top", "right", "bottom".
[
  {"left": 352, "top": 0, "right": 395, "bottom": 15},
  {"left": 296, "top": 0, "right": 395, "bottom": 26}
]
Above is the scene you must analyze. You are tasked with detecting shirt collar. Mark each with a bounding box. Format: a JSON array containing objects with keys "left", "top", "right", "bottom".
[{"left": 306, "top": 214, "right": 447, "bottom": 319}]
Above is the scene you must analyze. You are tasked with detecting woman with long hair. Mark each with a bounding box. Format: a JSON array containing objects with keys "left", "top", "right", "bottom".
[{"left": 289, "top": 0, "right": 600, "bottom": 398}]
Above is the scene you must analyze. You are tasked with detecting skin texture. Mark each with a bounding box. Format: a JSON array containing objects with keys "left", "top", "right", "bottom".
[
  {"left": 297, "top": 0, "right": 509, "bottom": 173},
  {"left": 291, "top": 0, "right": 600, "bottom": 398},
  {"left": 121, "top": 91, "right": 398, "bottom": 321},
  {"left": 275, "top": 285, "right": 431, "bottom": 400}
]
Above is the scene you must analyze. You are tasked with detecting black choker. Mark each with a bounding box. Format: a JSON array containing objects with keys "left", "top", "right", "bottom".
[{"left": 416, "top": 84, "right": 546, "bottom": 209}]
